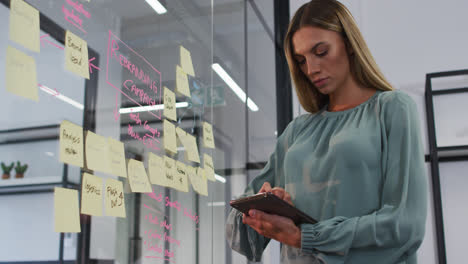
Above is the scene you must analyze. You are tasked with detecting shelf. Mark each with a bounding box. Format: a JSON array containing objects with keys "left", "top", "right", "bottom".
[
  {"left": 0, "top": 176, "right": 79, "bottom": 195},
  {"left": 0, "top": 124, "right": 60, "bottom": 145},
  {"left": 436, "top": 145, "right": 468, "bottom": 158},
  {"left": 0, "top": 176, "right": 62, "bottom": 187}
]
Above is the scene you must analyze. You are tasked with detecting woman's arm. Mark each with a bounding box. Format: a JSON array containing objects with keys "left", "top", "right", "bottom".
[{"left": 225, "top": 118, "right": 299, "bottom": 261}]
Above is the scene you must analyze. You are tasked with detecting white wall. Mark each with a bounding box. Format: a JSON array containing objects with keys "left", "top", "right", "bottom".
[
  {"left": 439, "top": 162, "right": 468, "bottom": 264},
  {"left": 289, "top": 0, "right": 468, "bottom": 263}
]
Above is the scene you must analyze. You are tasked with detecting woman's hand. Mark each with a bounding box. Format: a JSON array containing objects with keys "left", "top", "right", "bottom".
[
  {"left": 258, "top": 182, "right": 293, "bottom": 205},
  {"left": 242, "top": 209, "right": 301, "bottom": 248},
  {"left": 244, "top": 182, "right": 300, "bottom": 248}
]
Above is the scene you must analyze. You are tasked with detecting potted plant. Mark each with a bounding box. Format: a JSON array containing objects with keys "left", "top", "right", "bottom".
[
  {"left": 1, "top": 162, "right": 14, "bottom": 179},
  {"left": 14, "top": 161, "right": 28, "bottom": 179}
]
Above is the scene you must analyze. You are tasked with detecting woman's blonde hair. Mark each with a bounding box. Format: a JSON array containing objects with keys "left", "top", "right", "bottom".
[{"left": 284, "top": 0, "right": 393, "bottom": 113}]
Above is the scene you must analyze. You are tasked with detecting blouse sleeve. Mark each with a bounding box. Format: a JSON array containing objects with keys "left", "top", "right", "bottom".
[
  {"left": 299, "top": 92, "right": 428, "bottom": 263},
  {"left": 225, "top": 117, "right": 299, "bottom": 262}
]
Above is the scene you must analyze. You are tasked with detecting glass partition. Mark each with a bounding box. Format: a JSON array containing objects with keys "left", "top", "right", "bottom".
[{"left": 0, "top": 0, "right": 280, "bottom": 263}]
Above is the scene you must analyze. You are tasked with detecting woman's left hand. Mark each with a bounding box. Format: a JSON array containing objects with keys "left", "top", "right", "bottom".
[{"left": 242, "top": 209, "right": 302, "bottom": 248}]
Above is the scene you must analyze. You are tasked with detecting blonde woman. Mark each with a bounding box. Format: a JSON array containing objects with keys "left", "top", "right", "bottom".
[{"left": 226, "top": 0, "right": 427, "bottom": 263}]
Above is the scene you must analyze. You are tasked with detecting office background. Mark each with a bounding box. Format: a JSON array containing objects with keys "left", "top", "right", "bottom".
[{"left": 0, "top": 0, "right": 467, "bottom": 264}]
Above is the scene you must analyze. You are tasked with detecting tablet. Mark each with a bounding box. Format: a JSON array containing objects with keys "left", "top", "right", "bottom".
[{"left": 229, "top": 192, "right": 317, "bottom": 225}]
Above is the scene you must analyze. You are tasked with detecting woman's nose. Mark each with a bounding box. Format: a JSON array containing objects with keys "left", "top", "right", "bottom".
[{"left": 306, "top": 59, "right": 320, "bottom": 76}]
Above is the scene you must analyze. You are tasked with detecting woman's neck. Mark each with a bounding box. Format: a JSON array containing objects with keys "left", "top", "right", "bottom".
[{"left": 327, "top": 79, "right": 376, "bottom": 112}]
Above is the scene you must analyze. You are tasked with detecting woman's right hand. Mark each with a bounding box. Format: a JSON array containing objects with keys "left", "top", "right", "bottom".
[{"left": 258, "top": 182, "right": 293, "bottom": 205}]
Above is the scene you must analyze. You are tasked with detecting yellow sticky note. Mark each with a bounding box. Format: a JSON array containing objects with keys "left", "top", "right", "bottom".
[
  {"left": 187, "top": 166, "right": 207, "bottom": 196},
  {"left": 175, "top": 126, "right": 186, "bottom": 142},
  {"left": 105, "top": 178, "right": 126, "bottom": 218},
  {"left": 54, "top": 187, "right": 81, "bottom": 233},
  {"left": 175, "top": 126, "right": 186, "bottom": 152},
  {"left": 65, "top": 30, "right": 89, "bottom": 79},
  {"left": 81, "top": 173, "right": 103, "bottom": 216},
  {"left": 176, "top": 65, "right": 190, "bottom": 98},
  {"left": 164, "top": 119, "right": 177, "bottom": 154},
  {"left": 164, "top": 156, "right": 176, "bottom": 188},
  {"left": 180, "top": 46, "right": 195, "bottom": 76},
  {"left": 174, "top": 161, "right": 189, "bottom": 192},
  {"left": 148, "top": 152, "right": 167, "bottom": 187},
  {"left": 59, "top": 120, "right": 84, "bottom": 167},
  {"left": 107, "top": 138, "right": 127, "bottom": 178},
  {"left": 5, "top": 45, "right": 38, "bottom": 101},
  {"left": 127, "top": 159, "right": 152, "bottom": 193},
  {"left": 203, "top": 154, "right": 216, "bottom": 181},
  {"left": 203, "top": 122, "right": 215, "bottom": 149},
  {"left": 185, "top": 133, "right": 200, "bottom": 163},
  {"left": 9, "top": 0, "right": 40, "bottom": 53},
  {"left": 164, "top": 87, "right": 177, "bottom": 121},
  {"left": 85, "top": 131, "right": 110, "bottom": 174},
  {"left": 175, "top": 127, "right": 200, "bottom": 163}
]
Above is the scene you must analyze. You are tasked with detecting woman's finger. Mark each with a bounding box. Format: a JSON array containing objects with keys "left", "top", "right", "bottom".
[
  {"left": 271, "top": 187, "right": 286, "bottom": 199},
  {"left": 243, "top": 210, "right": 298, "bottom": 243},
  {"left": 284, "top": 191, "right": 293, "bottom": 205},
  {"left": 258, "top": 182, "right": 272, "bottom": 193}
]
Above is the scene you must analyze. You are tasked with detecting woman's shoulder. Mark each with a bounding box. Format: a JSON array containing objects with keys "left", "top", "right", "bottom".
[
  {"left": 289, "top": 112, "right": 319, "bottom": 130},
  {"left": 281, "top": 113, "right": 318, "bottom": 141},
  {"left": 377, "top": 89, "right": 416, "bottom": 105},
  {"left": 377, "top": 89, "right": 418, "bottom": 111}
]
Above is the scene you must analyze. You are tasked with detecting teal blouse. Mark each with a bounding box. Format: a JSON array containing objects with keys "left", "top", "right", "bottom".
[{"left": 226, "top": 90, "right": 428, "bottom": 264}]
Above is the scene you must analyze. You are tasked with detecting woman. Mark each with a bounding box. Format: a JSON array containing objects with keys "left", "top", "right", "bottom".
[{"left": 225, "top": 0, "right": 427, "bottom": 263}]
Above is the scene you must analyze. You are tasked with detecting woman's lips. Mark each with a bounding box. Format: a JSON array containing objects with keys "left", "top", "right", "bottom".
[{"left": 313, "top": 77, "right": 329, "bottom": 88}]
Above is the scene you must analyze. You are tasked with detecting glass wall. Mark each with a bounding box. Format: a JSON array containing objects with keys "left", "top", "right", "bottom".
[{"left": 0, "top": 0, "right": 282, "bottom": 263}]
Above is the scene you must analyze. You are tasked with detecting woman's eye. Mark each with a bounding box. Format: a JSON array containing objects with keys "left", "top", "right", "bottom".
[
  {"left": 316, "top": 50, "right": 328, "bottom": 57},
  {"left": 296, "top": 59, "right": 306, "bottom": 65}
]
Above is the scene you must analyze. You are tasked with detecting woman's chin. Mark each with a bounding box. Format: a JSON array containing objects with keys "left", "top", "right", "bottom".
[{"left": 316, "top": 85, "right": 334, "bottom": 95}]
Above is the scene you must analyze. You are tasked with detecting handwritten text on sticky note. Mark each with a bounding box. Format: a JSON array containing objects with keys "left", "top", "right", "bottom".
[
  {"left": 81, "top": 173, "right": 103, "bottom": 216},
  {"left": 105, "top": 178, "right": 126, "bottom": 218},
  {"left": 164, "top": 156, "right": 176, "bottom": 188},
  {"left": 164, "top": 86, "right": 177, "bottom": 121},
  {"left": 203, "top": 122, "right": 215, "bottom": 149},
  {"left": 174, "top": 161, "right": 189, "bottom": 192},
  {"left": 59, "top": 120, "right": 84, "bottom": 167},
  {"left": 65, "top": 30, "right": 89, "bottom": 79}
]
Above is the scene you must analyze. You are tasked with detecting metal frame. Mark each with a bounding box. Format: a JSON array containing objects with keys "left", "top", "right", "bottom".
[
  {"left": 425, "top": 69, "right": 468, "bottom": 264},
  {"left": 274, "top": 0, "right": 292, "bottom": 136}
]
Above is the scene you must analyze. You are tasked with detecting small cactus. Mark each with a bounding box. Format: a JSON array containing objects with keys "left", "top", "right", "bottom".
[
  {"left": 1, "top": 162, "right": 14, "bottom": 179},
  {"left": 1, "top": 162, "right": 14, "bottom": 174},
  {"left": 14, "top": 161, "right": 28, "bottom": 178}
]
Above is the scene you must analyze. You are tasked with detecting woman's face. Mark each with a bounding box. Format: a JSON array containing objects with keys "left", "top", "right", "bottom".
[{"left": 292, "top": 26, "right": 353, "bottom": 95}]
